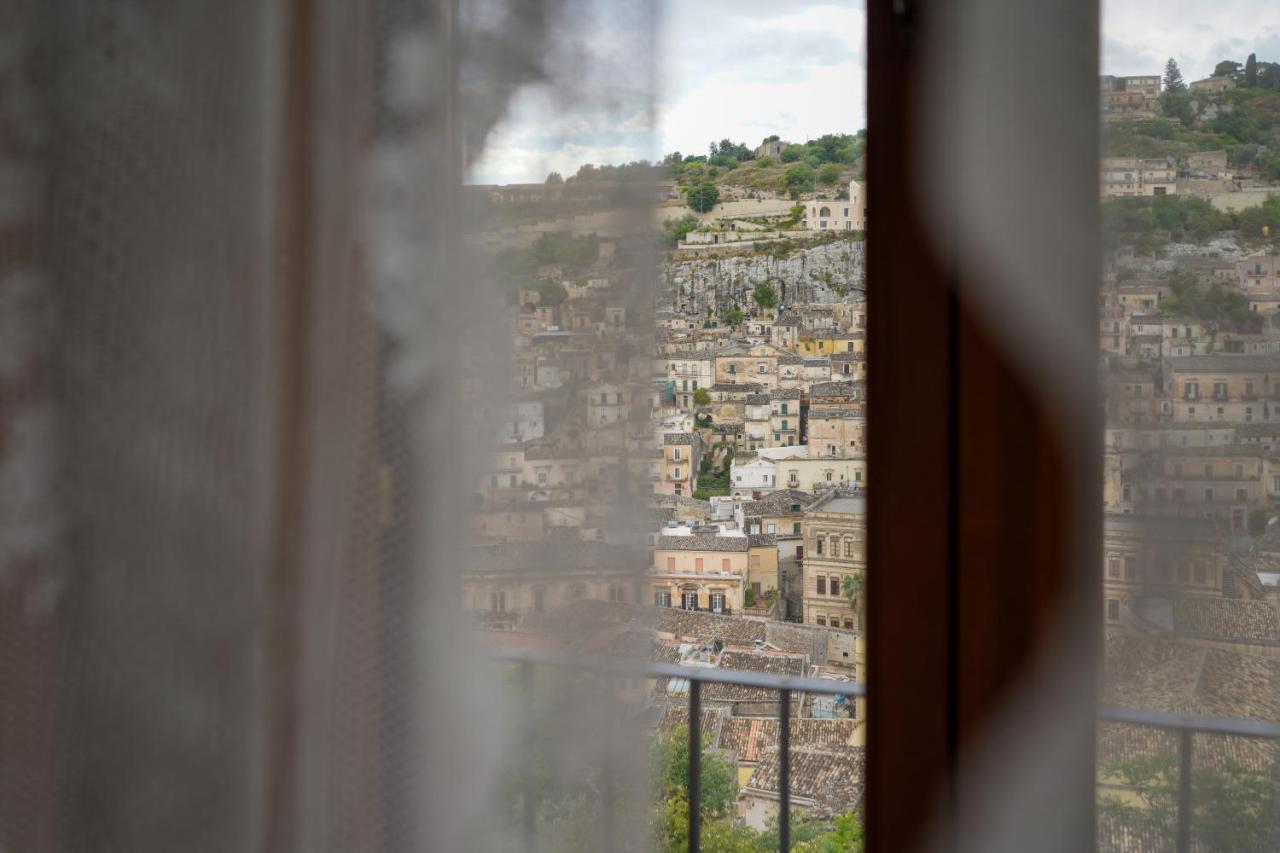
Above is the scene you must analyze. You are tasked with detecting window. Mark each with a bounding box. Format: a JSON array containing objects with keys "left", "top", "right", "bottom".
[
  {"left": 709, "top": 592, "right": 725, "bottom": 613},
  {"left": 654, "top": 590, "right": 671, "bottom": 607},
  {"left": 816, "top": 615, "right": 826, "bottom": 627},
  {"left": 681, "top": 591, "right": 698, "bottom": 610},
  {"left": 694, "top": 557, "right": 703, "bottom": 572},
  {"left": 490, "top": 591, "right": 506, "bottom": 612},
  {"left": 1204, "top": 488, "right": 1213, "bottom": 502},
  {"left": 1124, "top": 556, "right": 1136, "bottom": 580},
  {"left": 816, "top": 536, "right": 824, "bottom": 555},
  {"left": 1107, "top": 557, "right": 1119, "bottom": 579},
  {"left": 666, "top": 557, "right": 675, "bottom": 571},
  {"left": 817, "top": 576, "right": 827, "bottom": 595},
  {"left": 1106, "top": 599, "right": 1120, "bottom": 622},
  {"left": 1184, "top": 381, "right": 1198, "bottom": 400},
  {"left": 830, "top": 575, "right": 841, "bottom": 595},
  {"left": 720, "top": 558, "right": 730, "bottom": 572}
]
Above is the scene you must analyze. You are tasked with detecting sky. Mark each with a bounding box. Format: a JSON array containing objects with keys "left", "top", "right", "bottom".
[{"left": 467, "top": 0, "right": 1280, "bottom": 185}]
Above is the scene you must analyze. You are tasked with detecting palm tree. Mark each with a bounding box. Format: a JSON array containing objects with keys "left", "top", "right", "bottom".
[{"left": 842, "top": 572, "right": 865, "bottom": 631}]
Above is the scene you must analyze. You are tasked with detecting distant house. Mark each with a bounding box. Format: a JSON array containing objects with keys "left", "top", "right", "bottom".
[
  {"left": 1099, "top": 74, "right": 1161, "bottom": 122},
  {"left": 1100, "top": 157, "right": 1177, "bottom": 197},
  {"left": 804, "top": 180, "right": 866, "bottom": 231},
  {"left": 753, "top": 139, "right": 790, "bottom": 159}
]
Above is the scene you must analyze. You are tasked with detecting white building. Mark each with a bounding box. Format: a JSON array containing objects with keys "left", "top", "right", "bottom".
[
  {"left": 503, "top": 399, "right": 545, "bottom": 444},
  {"left": 730, "top": 456, "right": 778, "bottom": 498}
]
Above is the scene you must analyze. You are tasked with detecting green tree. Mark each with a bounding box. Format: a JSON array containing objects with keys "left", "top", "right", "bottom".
[
  {"left": 545, "top": 171, "right": 564, "bottom": 184},
  {"left": 753, "top": 281, "right": 779, "bottom": 312},
  {"left": 762, "top": 134, "right": 780, "bottom": 144},
  {"left": 817, "top": 163, "right": 843, "bottom": 185},
  {"left": 1213, "top": 60, "right": 1242, "bottom": 79},
  {"left": 533, "top": 278, "right": 568, "bottom": 307},
  {"left": 1246, "top": 52, "right": 1259, "bottom": 87},
  {"left": 1163, "top": 58, "right": 1186, "bottom": 92},
  {"left": 841, "top": 572, "right": 865, "bottom": 630},
  {"left": 663, "top": 213, "right": 700, "bottom": 248},
  {"left": 692, "top": 387, "right": 711, "bottom": 406},
  {"left": 756, "top": 155, "right": 774, "bottom": 168},
  {"left": 1099, "top": 752, "right": 1280, "bottom": 851},
  {"left": 723, "top": 306, "right": 745, "bottom": 327},
  {"left": 687, "top": 182, "right": 721, "bottom": 213},
  {"left": 784, "top": 162, "right": 816, "bottom": 193},
  {"left": 779, "top": 146, "right": 802, "bottom": 163},
  {"left": 651, "top": 726, "right": 738, "bottom": 820}
]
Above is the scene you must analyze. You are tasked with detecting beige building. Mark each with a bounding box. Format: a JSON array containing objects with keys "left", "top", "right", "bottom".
[
  {"left": 804, "top": 180, "right": 866, "bottom": 232},
  {"left": 463, "top": 541, "right": 645, "bottom": 627},
  {"left": 716, "top": 343, "right": 783, "bottom": 389},
  {"left": 660, "top": 432, "right": 702, "bottom": 497},
  {"left": 1236, "top": 254, "right": 1280, "bottom": 295},
  {"left": 1121, "top": 445, "right": 1268, "bottom": 531},
  {"left": 800, "top": 491, "right": 866, "bottom": 630},
  {"left": 1101, "top": 157, "right": 1177, "bottom": 197},
  {"left": 807, "top": 406, "right": 866, "bottom": 457},
  {"left": 649, "top": 524, "right": 775, "bottom": 613},
  {"left": 1163, "top": 355, "right": 1280, "bottom": 423},
  {"left": 1099, "top": 75, "right": 1161, "bottom": 121},
  {"left": 1101, "top": 514, "right": 1226, "bottom": 630}
]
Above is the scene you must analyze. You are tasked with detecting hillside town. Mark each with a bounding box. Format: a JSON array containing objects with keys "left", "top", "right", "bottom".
[{"left": 460, "top": 55, "right": 1280, "bottom": 852}]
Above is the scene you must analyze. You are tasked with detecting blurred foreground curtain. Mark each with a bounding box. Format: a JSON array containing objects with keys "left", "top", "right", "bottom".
[{"left": 0, "top": 1, "right": 404, "bottom": 849}]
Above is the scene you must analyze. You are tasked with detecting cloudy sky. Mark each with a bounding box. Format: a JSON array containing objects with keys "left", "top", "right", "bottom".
[{"left": 467, "top": 0, "right": 1280, "bottom": 185}]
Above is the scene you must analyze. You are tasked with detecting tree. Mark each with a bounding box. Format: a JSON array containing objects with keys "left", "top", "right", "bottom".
[
  {"left": 692, "top": 387, "right": 711, "bottom": 406},
  {"left": 842, "top": 572, "right": 865, "bottom": 628},
  {"left": 686, "top": 182, "right": 720, "bottom": 213},
  {"left": 1246, "top": 52, "right": 1259, "bottom": 87},
  {"left": 533, "top": 278, "right": 568, "bottom": 307},
  {"left": 662, "top": 213, "right": 699, "bottom": 248},
  {"left": 762, "top": 134, "right": 780, "bottom": 144},
  {"left": 723, "top": 306, "right": 744, "bottom": 327},
  {"left": 817, "top": 163, "right": 842, "bottom": 185},
  {"left": 755, "top": 155, "right": 773, "bottom": 168},
  {"left": 1099, "top": 752, "right": 1280, "bottom": 851},
  {"left": 545, "top": 171, "right": 564, "bottom": 184},
  {"left": 651, "top": 726, "right": 737, "bottom": 820},
  {"left": 1160, "top": 72, "right": 1194, "bottom": 126},
  {"left": 753, "top": 281, "right": 778, "bottom": 312},
  {"left": 784, "top": 162, "right": 816, "bottom": 193},
  {"left": 779, "top": 146, "right": 803, "bottom": 163},
  {"left": 1213, "top": 60, "right": 1242, "bottom": 79}
]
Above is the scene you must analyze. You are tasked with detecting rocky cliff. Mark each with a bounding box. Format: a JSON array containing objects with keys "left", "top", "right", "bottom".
[{"left": 661, "top": 238, "right": 866, "bottom": 317}]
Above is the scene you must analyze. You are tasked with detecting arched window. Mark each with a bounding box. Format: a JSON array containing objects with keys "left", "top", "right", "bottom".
[{"left": 819, "top": 206, "right": 831, "bottom": 217}]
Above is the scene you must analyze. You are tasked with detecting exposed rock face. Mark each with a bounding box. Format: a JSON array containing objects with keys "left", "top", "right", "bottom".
[{"left": 661, "top": 239, "right": 866, "bottom": 317}]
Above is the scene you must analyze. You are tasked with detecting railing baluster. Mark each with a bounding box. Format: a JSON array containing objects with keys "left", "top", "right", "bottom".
[
  {"left": 779, "top": 688, "right": 791, "bottom": 852},
  {"left": 689, "top": 679, "right": 701, "bottom": 853},
  {"left": 1176, "top": 728, "right": 1192, "bottom": 853},
  {"left": 522, "top": 660, "right": 537, "bottom": 853}
]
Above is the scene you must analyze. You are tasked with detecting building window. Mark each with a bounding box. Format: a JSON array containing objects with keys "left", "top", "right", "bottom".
[
  {"left": 1106, "top": 599, "right": 1120, "bottom": 622},
  {"left": 1184, "top": 381, "right": 1198, "bottom": 400},
  {"left": 817, "top": 576, "right": 827, "bottom": 595},
  {"left": 830, "top": 575, "right": 841, "bottom": 595},
  {"left": 844, "top": 619, "right": 855, "bottom": 630},
  {"left": 1124, "top": 556, "right": 1136, "bottom": 579},
  {"left": 695, "top": 557, "right": 704, "bottom": 572},
  {"left": 816, "top": 615, "right": 826, "bottom": 626},
  {"left": 655, "top": 590, "right": 671, "bottom": 607},
  {"left": 816, "top": 536, "right": 824, "bottom": 556},
  {"left": 709, "top": 592, "right": 726, "bottom": 613},
  {"left": 666, "top": 557, "right": 675, "bottom": 571},
  {"left": 1107, "top": 557, "right": 1119, "bottom": 578},
  {"left": 490, "top": 591, "right": 506, "bottom": 612},
  {"left": 1204, "top": 488, "right": 1213, "bottom": 501},
  {"left": 721, "top": 558, "right": 730, "bottom": 572},
  {"left": 681, "top": 591, "right": 698, "bottom": 610}
]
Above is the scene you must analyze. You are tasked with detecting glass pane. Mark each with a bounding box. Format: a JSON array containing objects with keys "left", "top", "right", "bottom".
[{"left": 1098, "top": 7, "right": 1280, "bottom": 849}]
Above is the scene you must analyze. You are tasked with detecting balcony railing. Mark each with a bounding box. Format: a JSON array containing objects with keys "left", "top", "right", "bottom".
[{"left": 497, "top": 649, "right": 1280, "bottom": 853}]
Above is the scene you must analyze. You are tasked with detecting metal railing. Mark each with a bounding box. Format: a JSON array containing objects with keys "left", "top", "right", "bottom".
[
  {"left": 1097, "top": 705, "right": 1280, "bottom": 853},
  {"left": 498, "top": 648, "right": 1280, "bottom": 853},
  {"left": 498, "top": 648, "right": 863, "bottom": 853}
]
